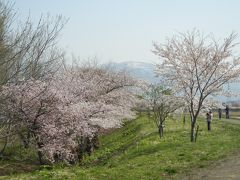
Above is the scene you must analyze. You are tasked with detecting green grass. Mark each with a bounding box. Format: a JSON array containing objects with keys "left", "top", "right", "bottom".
[{"left": 1, "top": 114, "right": 240, "bottom": 179}]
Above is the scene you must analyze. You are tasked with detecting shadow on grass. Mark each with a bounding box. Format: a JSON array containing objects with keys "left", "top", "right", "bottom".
[
  {"left": 0, "top": 145, "right": 40, "bottom": 176},
  {"left": 84, "top": 123, "right": 143, "bottom": 166},
  {"left": 0, "top": 161, "right": 39, "bottom": 176}
]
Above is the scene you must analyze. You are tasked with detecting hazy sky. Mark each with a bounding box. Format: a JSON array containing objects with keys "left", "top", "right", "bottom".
[{"left": 14, "top": 0, "right": 240, "bottom": 63}]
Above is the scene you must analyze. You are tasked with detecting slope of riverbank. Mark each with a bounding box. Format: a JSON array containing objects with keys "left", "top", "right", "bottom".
[{"left": 1, "top": 115, "right": 240, "bottom": 179}]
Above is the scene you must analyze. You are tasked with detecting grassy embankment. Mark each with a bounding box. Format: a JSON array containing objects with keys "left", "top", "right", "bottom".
[{"left": 1, "top": 114, "right": 240, "bottom": 179}]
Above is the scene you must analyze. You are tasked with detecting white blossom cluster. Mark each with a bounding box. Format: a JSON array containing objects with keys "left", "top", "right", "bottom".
[{"left": 0, "top": 66, "right": 137, "bottom": 163}]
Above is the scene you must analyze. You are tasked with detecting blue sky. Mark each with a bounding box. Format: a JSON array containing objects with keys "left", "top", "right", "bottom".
[{"left": 14, "top": 0, "right": 240, "bottom": 64}]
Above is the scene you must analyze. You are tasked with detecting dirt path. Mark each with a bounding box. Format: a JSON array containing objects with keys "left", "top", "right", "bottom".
[
  {"left": 179, "top": 119, "right": 240, "bottom": 180},
  {"left": 179, "top": 152, "right": 240, "bottom": 180}
]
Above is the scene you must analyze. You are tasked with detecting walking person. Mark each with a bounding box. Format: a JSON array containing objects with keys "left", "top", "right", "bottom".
[
  {"left": 225, "top": 105, "right": 230, "bottom": 119},
  {"left": 218, "top": 108, "right": 222, "bottom": 119},
  {"left": 206, "top": 110, "right": 213, "bottom": 131}
]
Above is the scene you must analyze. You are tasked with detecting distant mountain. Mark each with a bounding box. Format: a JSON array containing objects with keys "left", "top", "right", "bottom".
[
  {"left": 109, "top": 61, "right": 240, "bottom": 103},
  {"left": 109, "top": 61, "right": 160, "bottom": 83}
]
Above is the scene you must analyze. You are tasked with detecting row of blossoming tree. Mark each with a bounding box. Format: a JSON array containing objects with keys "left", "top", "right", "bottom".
[
  {"left": 136, "top": 30, "right": 240, "bottom": 142},
  {"left": 0, "top": 64, "right": 138, "bottom": 164},
  {"left": 152, "top": 30, "right": 240, "bottom": 142},
  {"left": 1, "top": 0, "right": 240, "bottom": 166},
  {"left": 0, "top": 2, "right": 138, "bottom": 164}
]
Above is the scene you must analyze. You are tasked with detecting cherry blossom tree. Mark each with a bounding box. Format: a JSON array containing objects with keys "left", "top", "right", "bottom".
[
  {"left": 0, "top": 1, "right": 66, "bottom": 158},
  {"left": 0, "top": 65, "right": 138, "bottom": 164},
  {"left": 153, "top": 30, "right": 240, "bottom": 142},
  {"left": 145, "top": 84, "right": 183, "bottom": 138}
]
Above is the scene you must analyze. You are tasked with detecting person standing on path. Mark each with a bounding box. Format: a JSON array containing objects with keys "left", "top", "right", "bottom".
[
  {"left": 218, "top": 108, "right": 222, "bottom": 119},
  {"left": 206, "top": 110, "right": 213, "bottom": 131},
  {"left": 225, "top": 105, "right": 230, "bottom": 119}
]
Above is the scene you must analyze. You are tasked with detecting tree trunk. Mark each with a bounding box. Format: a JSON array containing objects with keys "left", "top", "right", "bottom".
[
  {"left": 0, "top": 125, "right": 10, "bottom": 156},
  {"left": 183, "top": 114, "right": 186, "bottom": 125},
  {"left": 20, "top": 132, "right": 31, "bottom": 148},
  {"left": 33, "top": 131, "right": 45, "bottom": 164},
  {"left": 37, "top": 150, "right": 44, "bottom": 165},
  {"left": 158, "top": 123, "right": 164, "bottom": 138},
  {"left": 22, "top": 140, "right": 29, "bottom": 148},
  {"left": 25, "top": 131, "right": 31, "bottom": 148},
  {"left": 195, "top": 125, "right": 199, "bottom": 142},
  {"left": 190, "top": 121, "right": 196, "bottom": 142},
  {"left": 36, "top": 141, "right": 45, "bottom": 164},
  {"left": 86, "top": 137, "right": 93, "bottom": 156},
  {"left": 0, "top": 138, "right": 8, "bottom": 156}
]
